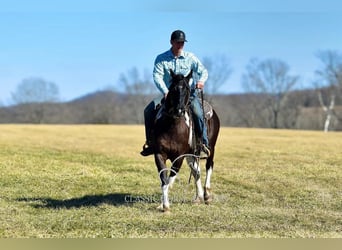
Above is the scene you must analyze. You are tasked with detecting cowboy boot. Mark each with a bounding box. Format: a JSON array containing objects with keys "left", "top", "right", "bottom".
[{"left": 140, "top": 128, "right": 154, "bottom": 156}]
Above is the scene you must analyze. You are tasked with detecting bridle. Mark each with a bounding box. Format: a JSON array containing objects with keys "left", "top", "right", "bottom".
[{"left": 164, "top": 76, "right": 191, "bottom": 118}]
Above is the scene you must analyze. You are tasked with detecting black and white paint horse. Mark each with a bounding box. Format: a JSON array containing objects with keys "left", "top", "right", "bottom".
[{"left": 152, "top": 69, "right": 220, "bottom": 212}]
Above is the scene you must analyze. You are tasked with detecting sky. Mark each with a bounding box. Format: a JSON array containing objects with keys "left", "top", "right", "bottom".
[{"left": 1, "top": 0, "right": 342, "bottom": 105}]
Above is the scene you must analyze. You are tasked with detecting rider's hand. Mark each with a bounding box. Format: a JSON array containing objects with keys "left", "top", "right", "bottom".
[{"left": 196, "top": 81, "right": 205, "bottom": 89}]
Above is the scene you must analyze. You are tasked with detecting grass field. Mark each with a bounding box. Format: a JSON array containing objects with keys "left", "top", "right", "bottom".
[{"left": 0, "top": 125, "right": 341, "bottom": 238}]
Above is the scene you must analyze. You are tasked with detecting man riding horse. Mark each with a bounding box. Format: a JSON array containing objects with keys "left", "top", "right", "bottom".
[{"left": 140, "top": 30, "right": 210, "bottom": 158}]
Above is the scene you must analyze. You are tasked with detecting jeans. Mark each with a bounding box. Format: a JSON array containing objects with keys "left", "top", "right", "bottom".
[{"left": 190, "top": 89, "right": 209, "bottom": 146}]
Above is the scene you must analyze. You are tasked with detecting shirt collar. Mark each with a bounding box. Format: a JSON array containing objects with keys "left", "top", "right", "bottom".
[{"left": 168, "top": 48, "right": 185, "bottom": 59}]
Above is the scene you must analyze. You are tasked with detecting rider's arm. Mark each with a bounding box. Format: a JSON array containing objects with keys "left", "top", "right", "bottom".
[
  {"left": 189, "top": 53, "right": 208, "bottom": 89},
  {"left": 153, "top": 59, "right": 169, "bottom": 96}
]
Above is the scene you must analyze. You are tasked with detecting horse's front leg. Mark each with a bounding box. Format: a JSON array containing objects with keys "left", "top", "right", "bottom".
[
  {"left": 187, "top": 157, "right": 204, "bottom": 203},
  {"left": 155, "top": 153, "right": 171, "bottom": 212}
]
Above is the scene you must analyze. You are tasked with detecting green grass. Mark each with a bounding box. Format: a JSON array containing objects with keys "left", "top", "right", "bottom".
[{"left": 0, "top": 125, "right": 341, "bottom": 238}]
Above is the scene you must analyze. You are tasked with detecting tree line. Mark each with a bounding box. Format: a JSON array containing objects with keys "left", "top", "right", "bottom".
[{"left": 1, "top": 50, "right": 342, "bottom": 131}]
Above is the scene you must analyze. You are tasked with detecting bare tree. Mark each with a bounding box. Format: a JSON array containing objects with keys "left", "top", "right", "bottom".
[
  {"left": 11, "top": 77, "right": 60, "bottom": 123},
  {"left": 202, "top": 54, "right": 233, "bottom": 97},
  {"left": 11, "top": 77, "right": 60, "bottom": 104},
  {"left": 242, "top": 58, "right": 299, "bottom": 128},
  {"left": 118, "top": 67, "right": 156, "bottom": 123},
  {"left": 314, "top": 50, "right": 342, "bottom": 132}
]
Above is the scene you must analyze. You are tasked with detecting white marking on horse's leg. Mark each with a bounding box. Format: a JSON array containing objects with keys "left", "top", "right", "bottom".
[
  {"left": 161, "top": 184, "right": 170, "bottom": 211},
  {"left": 192, "top": 160, "right": 204, "bottom": 202},
  {"left": 204, "top": 167, "right": 213, "bottom": 203},
  {"left": 205, "top": 166, "right": 213, "bottom": 190},
  {"left": 168, "top": 175, "right": 177, "bottom": 189},
  {"left": 195, "top": 178, "right": 204, "bottom": 202}
]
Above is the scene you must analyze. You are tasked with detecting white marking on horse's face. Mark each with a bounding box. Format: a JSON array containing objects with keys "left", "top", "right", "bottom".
[{"left": 185, "top": 112, "right": 190, "bottom": 127}]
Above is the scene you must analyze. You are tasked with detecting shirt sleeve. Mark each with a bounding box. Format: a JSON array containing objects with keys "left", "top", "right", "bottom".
[
  {"left": 192, "top": 54, "right": 208, "bottom": 83},
  {"left": 153, "top": 56, "right": 169, "bottom": 95}
]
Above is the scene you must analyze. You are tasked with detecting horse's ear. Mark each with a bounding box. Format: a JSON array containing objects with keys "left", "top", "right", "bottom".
[
  {"left": 170, "top": 69, "right": 176, "bottom": 78},
  {"left": 186, "top": 69, "right": 193, "bottom": 81}
]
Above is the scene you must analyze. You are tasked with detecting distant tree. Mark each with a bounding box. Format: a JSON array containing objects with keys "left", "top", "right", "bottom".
[
  {"left": 11, "top": 77, "right": 60, "bottom": 123},
  {"left": 118, "top": 67, "right": 156, "bottom": 123},
  {"left": 314, "top": 50, "right": 342, "bottom": 132},
  {"left": 242, "top": 58, "right": 299, "bottom": 128},
  {"left": 202, "top": 54, "right": 233, "bottom": 97},
  {"left": 11, "top": 77, "right": 60, "bottom": 104}
]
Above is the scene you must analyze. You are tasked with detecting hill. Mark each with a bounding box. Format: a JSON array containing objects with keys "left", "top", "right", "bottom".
[{"left": 0, "top": 88, "right": 341, "bottom": 130}]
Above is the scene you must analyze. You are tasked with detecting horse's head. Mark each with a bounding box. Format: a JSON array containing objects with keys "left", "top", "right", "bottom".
[{"left": 165, "top": 69, "right": 192, "bottom": 118}]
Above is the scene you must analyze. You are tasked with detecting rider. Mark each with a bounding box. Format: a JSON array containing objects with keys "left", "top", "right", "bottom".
[{"left": 140, "top": 30, "right": 210, "bottom": 158}]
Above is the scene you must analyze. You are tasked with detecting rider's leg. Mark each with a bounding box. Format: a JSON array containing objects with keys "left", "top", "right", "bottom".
[
  {"left": 141, "top": 101, "right": 155, "bottom": 156},
  {"left": 190, "top": 94, "right": 210, "bottom": 157}
]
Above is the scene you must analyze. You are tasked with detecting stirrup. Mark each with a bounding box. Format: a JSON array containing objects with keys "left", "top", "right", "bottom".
[{"left": 199, "top": 144, "right": 210, "bottom": 159}]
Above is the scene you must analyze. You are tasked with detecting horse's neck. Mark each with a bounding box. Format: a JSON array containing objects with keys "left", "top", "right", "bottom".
[
  {"left": 161, "top": 115, "right": 181, "bottom": 126},
  {"left": 157, "top": 115, "right": 188, "bottom": 133}
]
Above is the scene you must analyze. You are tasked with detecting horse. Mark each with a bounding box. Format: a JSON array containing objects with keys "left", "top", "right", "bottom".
[{"left": 152, "top": 69, "right": 220, "bottom": 212}]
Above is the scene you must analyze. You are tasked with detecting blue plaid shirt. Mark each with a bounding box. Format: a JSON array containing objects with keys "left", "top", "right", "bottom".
[{"left": 153, "top": 49, "right": 208, "bottom": 95}]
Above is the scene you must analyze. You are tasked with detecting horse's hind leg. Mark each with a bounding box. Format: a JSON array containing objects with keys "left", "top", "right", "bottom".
[
  {"left": 204, "top": 155, "right": 214, "bottom": 204},
  {"left": 205, "top": 110, "right": 219, "bottom": 204}
]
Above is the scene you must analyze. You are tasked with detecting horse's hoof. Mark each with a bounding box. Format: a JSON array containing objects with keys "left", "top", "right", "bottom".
[
  {"left": 204, "top": 188, "right": 212, "bottom": 204},
  {"left": 193, "top": 197, "right": 203, "bottom": 205},
  {"left": 163, "top": 209, "right": 171, "bottom": 215},
  {"left": 204, "top": 197, "right": 212, "bottom": 205},
  {"left": 204, "top": 194, "right": 212, "bottom": 204},
  {"left": 204, "top": 194, "right": 213, "bottom": 204},
  {"left": 157, "top": 204, "right": 163, "bottom": 211},
  {"left": 157, "top": 203, "right": 171, "bottom": 213},
  {"left": 163, "top": 206, "right": 171, "bottom": 214}
]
